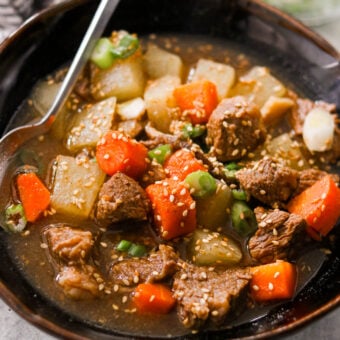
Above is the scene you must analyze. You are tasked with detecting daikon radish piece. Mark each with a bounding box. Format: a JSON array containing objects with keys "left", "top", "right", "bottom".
[{"left": 302, "top": 108, "right": 335, "bottom": 152}]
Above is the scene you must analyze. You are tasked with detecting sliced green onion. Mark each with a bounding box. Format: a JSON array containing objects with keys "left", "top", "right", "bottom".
[
  {"left": 224, "top": 162, "right": 242, "bottom": 180},
  {"left": 4, "top": 203, "right": 27, "bottom": 233},
  {"left": 90, "top": 38, "right": 115, "bottom": 69},
  {"left": 232, "top": 189, "right": 247, "bottom": 201},
  {"left": 182, "top": 123, "right": 206, "bottom": 139},
  {"left": 225, "top": 162, "right": 241, "bottom": 171},
  {"left": 231, "top": 201, "right": 257, "bottom": 237},
  {"left": 185, "top": 170, "right": 217, "bottom": 198},
  {"left": 148, "top": 144, "right": 172, "bottom": 164},
  {"left": 128, "top": 243, "right": 147, "bottom": 257},
  {"left": 111, "top": 34, "right": 139, "bottom": 60},
  {"left": 116, "top": 239, "right": 132, "bottom": 252}
]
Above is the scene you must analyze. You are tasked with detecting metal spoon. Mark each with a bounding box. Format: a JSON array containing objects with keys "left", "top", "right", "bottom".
[{"left": 0, "top": 0, "right": 120, "bottom": 187}]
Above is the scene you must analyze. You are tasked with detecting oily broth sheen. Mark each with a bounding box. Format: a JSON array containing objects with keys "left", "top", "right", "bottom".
[{"left": 4, "top": 34, "right": 299, "bottom": 337}]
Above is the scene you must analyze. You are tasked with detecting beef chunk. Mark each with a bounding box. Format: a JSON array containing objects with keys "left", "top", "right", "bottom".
[
  {"left": 109, "top": 245, "right": 179, "bottom": 286},
  {"left": 96, "top": 172, "right": 150, "bottom": 225},
  {"left": 141, "top": 160, "right": 167, "bottom": 187},
  {"left": 287, "top": 93, "right": 336, "bottom": 135},
  {"left": 295, "top": 168, "right": 340, "bottom": 196},
  {"left": 206, "top": 96, "right": 266, "bottom": 162},
  {"left": 173, "top": 263, "right": 251, "bottom": 328},
  {"left": 236, "top": 157, "right": 298, "bottom": 207},
  {"left": 43, "top": 225, "right": 94, "bottom": 265},
  {"left": 249, "top": 207, "right": 306, "bottom": 264},
  {"left": 57, "top": 265, "right": 101, "bottom": 299}
]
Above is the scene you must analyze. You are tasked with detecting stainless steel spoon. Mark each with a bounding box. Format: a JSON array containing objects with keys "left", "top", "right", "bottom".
[{"left": 0, "top": 0, "right": 120, "bottom": 187}]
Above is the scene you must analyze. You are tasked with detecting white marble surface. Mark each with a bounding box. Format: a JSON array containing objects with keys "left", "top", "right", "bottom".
[{"left": 0, "top": 9, "right": 339, "bottom": 340}]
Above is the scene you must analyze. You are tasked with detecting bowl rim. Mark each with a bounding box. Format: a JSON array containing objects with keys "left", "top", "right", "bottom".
[{"left": 0, "top": 0, "right": 339, "bottom": 339}]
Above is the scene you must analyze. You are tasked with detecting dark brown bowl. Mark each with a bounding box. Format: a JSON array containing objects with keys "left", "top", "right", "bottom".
[{"left": 0, "top": 0, "right": 339, "bottom": 339}]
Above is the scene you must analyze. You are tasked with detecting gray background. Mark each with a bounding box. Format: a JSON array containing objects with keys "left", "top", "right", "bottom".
[{"left": 0, "top": 2, "right": 339, "bottom": 339}]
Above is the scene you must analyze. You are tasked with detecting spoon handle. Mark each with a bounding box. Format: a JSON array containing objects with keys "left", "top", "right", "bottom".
[{"left": 42, "top": 0, "right": 120, "bottom": 125}]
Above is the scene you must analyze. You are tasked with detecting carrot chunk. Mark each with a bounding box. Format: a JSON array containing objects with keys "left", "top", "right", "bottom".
[
  {"left": 96, "top": 130, "right": 148, "bottom": 179},
  {"left": 250, "top": 261, "right": 297, "bottom": 302},
  {"left": 173, "top": 80, "right": 218, "bottom": 124},
  {"left": 163, "top": 148, "right": 206, "bottom": 181},
  {"left": 17, "top": 172, "right": 50, "bottom": 222},
  {"left": 146, "top": 179, "right": 196, "bottom": 240},
  {"left": 287, "top": 175, "right": 340, "bottom": 237},
  {"left": 133, "top": 283, "right": 176, "bottom": 314}
]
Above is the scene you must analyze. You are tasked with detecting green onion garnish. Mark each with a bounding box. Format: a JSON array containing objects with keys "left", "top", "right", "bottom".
[
  {"left": 182, "top": 123, "right": 205, "bottom": 139},
  {"left": 185, "top": 170, "right": 217, "bottom": 198},
  {"left": 4, "top": 203, "right": 27, "bottom": 233},
  {"left": 148, "top": 144, "right": 172, "bottom": 164},
  {"left": 116, "top": 239, "right": 133, "bottom": 252},
  {"left": 231, "top": 201, "right": 257, "bottom": 237},
  {"left": 128, "top": 244, "right": 147, "bottom": 257},
  {"left": 232, "top": 189, "right": 247, "bottom": 201},
  {"left": 90, "top": 38, "right": 115, "bottom": 69}
]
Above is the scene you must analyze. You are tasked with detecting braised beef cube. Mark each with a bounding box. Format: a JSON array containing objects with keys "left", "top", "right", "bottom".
[
  {"left": 56, "top": 265, "right": 101, "bottom": 300},
  {"left": 109, "top": 245, "right": 179, "bottom": 286},
  {"left": 173, "top": 263, "right": 251, "bottom": 328},
  {"left": 236, "top": 157, "right": 298, "bottom": 207},
  {"left": 249, "top": 207, "right": 306, "bottom": 264},
  {"left": 206, "top": 96, "right": 266, "bottom": 162},
  {"left": 96, "top": 172, "right": 150, "bottom": 225},
  {"left": 43, "top": 225, "right": 94, "bottom": 265},
  {"left": 295, "top": 168, "right": 340, "bottom": 196},
  {"left": 141, "top": 160, "right": 167, "bottom": 187}
]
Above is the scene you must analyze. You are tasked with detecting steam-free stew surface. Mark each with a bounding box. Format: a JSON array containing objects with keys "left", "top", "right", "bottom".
[{"left": 2, "top": 33, "right": 339, "bottom": 337}]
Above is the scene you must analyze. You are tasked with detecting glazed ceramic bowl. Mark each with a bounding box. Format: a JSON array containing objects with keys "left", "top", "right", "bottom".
[{"left": 0, "top": 0, "right": 339, "bottom": 339}]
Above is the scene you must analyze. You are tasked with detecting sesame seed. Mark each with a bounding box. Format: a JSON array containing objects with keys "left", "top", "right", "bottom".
[
  {"left": 180, "top": 188, "right": 187, "bottom": 196},
  {"left": 149, "top": 295, "right": 155, "bottom": 302},
  {"left": 274, "top": 271, "right": 280, "bottom": 278},
  {"left": 252, "top": 284, "right": 260, "bottom": 291},
  {"left": 112, "top": 304, "right": 119, "bottom": 311},
  {"left": 211, "top": 310, "right": 219, "bottom": 316},
  {"left": 122, "top": 296, "right": 128, "bottom": 303},
  {"left": 260, "top": 189, "right": 266, "bottom": 195},
  {"left": 182, "top": 210, "right": 188, "bottom": 217},
  {"left": 103, "top": 153, "right": 110, "bottom": 159},
  {"left": 272, "top": 240, "right": 279, "bottom": 245},
  {"left": 268, "top": 282, "right": 274, "bottom": 290},
  {"left": 40, "top": 243, "right": 48, "bottom": 249}
]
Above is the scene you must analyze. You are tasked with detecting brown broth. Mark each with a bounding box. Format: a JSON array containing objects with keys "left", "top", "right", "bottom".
[{"left": 2, "top": 33, "right": 311, "bottom": 337}]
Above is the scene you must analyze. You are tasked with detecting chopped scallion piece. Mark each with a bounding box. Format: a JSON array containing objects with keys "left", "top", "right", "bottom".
[
  {"left": 185, "top": 170, "right": 217, "bottom": 198},
  {"left": 232, "top": 189, "right": 247, "bottom": 201},
  {"left": 4, "top": 203, "right": 27, "bottom": 233},
  {"left": 224, "top": 162, "right": 242, "bottom": 180},
  {"left": 148, "top": 144, "right": 172, "bottom": 164},
  {"left": 90, "top": 38, "right": 115, "bottom": 69},
  {"left": 231, "top": 201, "right": 257, "bottom": 237},
  {"left": 116, "top": 239, "right": 132, "bottom": 252},
  {"left": 128, "top": 243, "right": 147, "bottom": 257},
  {"left": 111, "top": 34, "right": 139, "bottom": 60},
  {"left": 182, "top": 123, "right": 205, "bottom": 139}
]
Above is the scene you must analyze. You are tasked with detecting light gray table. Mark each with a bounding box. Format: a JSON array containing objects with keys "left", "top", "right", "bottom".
[{"left": 0, "top": 12, "right": 339, "bottom": 340}]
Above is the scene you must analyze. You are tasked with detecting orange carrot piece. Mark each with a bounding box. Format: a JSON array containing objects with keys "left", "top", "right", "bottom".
[
  {"left": 133, "top": 283, "right": 176, "bottom": 314},
  {"left": 17, "top": 172, "right": 50, "bottom": 222},
  {"left": 287, "top": 175, "right": 340, "bottom": 237},
  {"left": 146, "top": 179, "right": 196, "bottom": 240},
  {"left": 96, "top": 130, "right": 148, "bottom": 179},
  {"left": 163, "top": 149, "right": 206, "bottom": 181},
  {"left": 173, "top": 80, "right": 218, "bottom": 124},
  {"left": 250, "top": 261, "right": 297, "bottom": 302}
]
